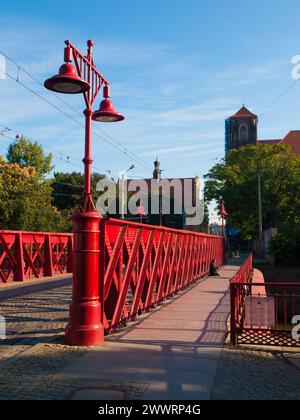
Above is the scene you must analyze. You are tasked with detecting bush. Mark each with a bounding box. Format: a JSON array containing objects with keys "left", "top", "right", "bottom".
[{"left": 270, "top": 232, "right": 300, "bottom": 266}]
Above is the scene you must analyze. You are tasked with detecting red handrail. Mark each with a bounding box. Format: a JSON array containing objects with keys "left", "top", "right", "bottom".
[
  {"left": 0, "top": 231, "right": 73, "bottom": 283},
  {"left": 101, "top": 218, "right": 225, "bottom": 332},
  {"left": 231, "top": 253, "right": 253, "bottom": 284},
  {"left": 230, "top": 253, "right": 253, "bottom": 344}
]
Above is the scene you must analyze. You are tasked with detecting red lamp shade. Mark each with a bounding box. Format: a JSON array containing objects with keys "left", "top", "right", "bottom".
[
  {"left": 92, "top": 99, "right": 125, "bottom": 122},
  {"left": 44, "top": 63, "right": 90, "bottom": 94}
]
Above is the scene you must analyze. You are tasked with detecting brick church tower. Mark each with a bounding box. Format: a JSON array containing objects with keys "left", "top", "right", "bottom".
[{"left": 225, "top": 106, "right": 258, "bottom": 153}]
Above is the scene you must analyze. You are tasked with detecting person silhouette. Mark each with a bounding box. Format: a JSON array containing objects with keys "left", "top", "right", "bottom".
[{"left": 209, "top": 259, "right": 220, "bottom": 276}]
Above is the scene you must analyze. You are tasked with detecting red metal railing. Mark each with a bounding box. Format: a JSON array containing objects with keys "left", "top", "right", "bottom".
[
  {"left": 101, "top": 218, "right": 224, "bottom": 332},
  {"left": 230, "top": 254, "right": 253, "bottom": 344},
  {"left": 0, "top": 231, "right": 73, "bottom": 283},
  {"left": 230, "top": 254, "right": 300, "bottom": 347},
  {"left": 0, "top": 222, "right": 224, "bottom": 338}
]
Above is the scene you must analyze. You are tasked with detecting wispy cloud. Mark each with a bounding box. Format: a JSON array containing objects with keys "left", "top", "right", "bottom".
[{"left": 142, "top": 140, "right": 223, "bottom": 157}]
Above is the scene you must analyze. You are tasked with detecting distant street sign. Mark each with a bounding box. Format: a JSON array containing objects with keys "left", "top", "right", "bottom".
[{"left": 228, "top": 227, "right": 239, "bottom": 237}]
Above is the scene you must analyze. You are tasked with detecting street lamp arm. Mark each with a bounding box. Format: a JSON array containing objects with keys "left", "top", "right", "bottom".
[
  {"left": 65, "top": 40, "right": 110, "bottom": 108},
  {"left": 121, "top": 165, "right": 135, "bottom": 177},
  {"left": 65, "top": 40, "right": 109, "bottom": 85}
]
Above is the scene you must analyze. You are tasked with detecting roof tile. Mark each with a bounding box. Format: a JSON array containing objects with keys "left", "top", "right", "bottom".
[{"left": 231, "top": 106, "right": 257, "bottom": 119}]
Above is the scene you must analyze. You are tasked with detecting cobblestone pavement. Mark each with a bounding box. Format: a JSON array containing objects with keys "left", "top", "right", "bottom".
[
  {"left": 0, "top": 285, "right": 72, "bottom": 362},
  {"left": 0, "top": 285, "right": 148, "bottom": 399},
  {"left": 212, "top": 346, "right": 300, "bottom": 400},
  {"left": 0, "top": 340, "right": 148, "bottom": 400},
  {"left": 0, "top": 284, "right": 299, "bottom": 399}
]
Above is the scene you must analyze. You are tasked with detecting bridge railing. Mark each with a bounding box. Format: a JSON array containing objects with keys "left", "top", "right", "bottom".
[
  {"left": 101, "top": 218, "right": 224, "bottom": 332},
  {"left": 230, "top": 254, "right": 253, "bottom": 344},
  {"left": 0, "top": 231, "right": 73, "bottom": 283},
  {"left": 0, "top": 221, "right": 224, "bottom": 335},
  {"left": 230, "top": 254, "right": 300, "bottom": 347}
]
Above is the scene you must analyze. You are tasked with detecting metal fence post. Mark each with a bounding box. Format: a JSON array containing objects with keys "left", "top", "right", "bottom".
[
  {"left": 44, "top": 234, "right": 53, "bottom": 277},
  {"left": 230, "top": 282, "right": 237, "bottom": 345},
  {"left": 14, "top": 232, "right": 25, "bottom": 282},
  {"left": 67, "top": 235, "right": 73, "bottom": 273}
]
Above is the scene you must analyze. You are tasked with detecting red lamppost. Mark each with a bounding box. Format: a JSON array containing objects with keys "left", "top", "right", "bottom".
[
  {"left": 221, "top": 201, "right": 228, "bottom": 262},
  {"left": 44, "top": 40, "right": 124, "bottom": 346},
  {"left": 221, "top": 201, "right": 228, "bottom": 238}
]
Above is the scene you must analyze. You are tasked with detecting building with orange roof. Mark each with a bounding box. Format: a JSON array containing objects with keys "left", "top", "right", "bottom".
[
  {"left": 226, "top": 106, "right": 300, "bottom": 156},
  {"left": 259, "top": 131, "right": 300, "bottom": 155}
]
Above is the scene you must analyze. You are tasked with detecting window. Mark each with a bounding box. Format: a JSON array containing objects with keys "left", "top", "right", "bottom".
[{"left": 239, "top": 124, "right": 248, "bottom": 143}]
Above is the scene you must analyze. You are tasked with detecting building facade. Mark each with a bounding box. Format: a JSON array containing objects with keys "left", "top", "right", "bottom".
[{"left": 123, "top": 160, "right": 202, "bottom": 230}]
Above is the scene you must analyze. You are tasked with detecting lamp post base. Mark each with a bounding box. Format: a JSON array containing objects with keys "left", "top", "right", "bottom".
[
  {"left": 64, "top": 211, "right": 104, "bottom": 347},
  {"left": 65, "top": 301, "right": 104, "bottom": 346}
]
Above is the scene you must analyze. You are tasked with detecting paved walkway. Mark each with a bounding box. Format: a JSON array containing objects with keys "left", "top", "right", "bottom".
[{"left": 60, "top": 264, "right": 239, "bottom": 400}]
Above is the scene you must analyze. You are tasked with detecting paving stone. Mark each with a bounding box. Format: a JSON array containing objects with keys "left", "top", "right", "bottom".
[{"left": 211, "top": 346, "right": 300, "bottom": 400}]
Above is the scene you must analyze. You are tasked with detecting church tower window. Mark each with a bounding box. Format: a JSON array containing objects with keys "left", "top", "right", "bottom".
[{"left": 239, "top": 124, "right": 248, "bottom": 144}]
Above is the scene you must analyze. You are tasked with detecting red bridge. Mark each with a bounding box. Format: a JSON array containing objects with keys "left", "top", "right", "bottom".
[
  {"left": 0, "top": 219, "right": 223, "bottom": 336},
  {"left": 0, "top": 219, "right": 299, "bottom": 349}
]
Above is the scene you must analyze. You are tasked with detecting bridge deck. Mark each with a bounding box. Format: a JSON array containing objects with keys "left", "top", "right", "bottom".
[{"left": 60, "top": 262, "right": 243, "bottom": 400}]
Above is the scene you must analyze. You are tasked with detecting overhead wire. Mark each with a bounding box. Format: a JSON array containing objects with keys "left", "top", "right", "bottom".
[{"left": 0, "top": 50, "right": 153, "bottom": 171}]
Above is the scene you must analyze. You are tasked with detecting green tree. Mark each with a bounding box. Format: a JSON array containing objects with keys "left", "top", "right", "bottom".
[
  {"left": 0, "top": 156, "right": 67, "bottom": 231},
  {"left": 51, "top": 172, "right": 83, "bottom": 212},
  {"left": 204, "top": 144, "right": 300, "bottom": 240},
  {"left": 51, "top": 172, "right": 107, "bottom": 213},
  {"left": 270, "top": 229, "right": 300, "bottom": 266},
  {"left": 6, "top": 136, "right": 53, "bottom": 177}
]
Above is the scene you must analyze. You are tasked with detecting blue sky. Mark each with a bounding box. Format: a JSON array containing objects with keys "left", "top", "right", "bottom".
[{"left": 1, "top": 0, "right": 300, "bottom": 220}]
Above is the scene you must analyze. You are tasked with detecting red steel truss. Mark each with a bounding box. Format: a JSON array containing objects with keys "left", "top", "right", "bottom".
[
  {"left": 0, "top": 231, "right": 73, "bottom": 283},
  {"left": 101, "top": 218, "right": 224, "bottom": 333},
  {"left": 0, "top": 221, "right": 224, "bottom": 341}
]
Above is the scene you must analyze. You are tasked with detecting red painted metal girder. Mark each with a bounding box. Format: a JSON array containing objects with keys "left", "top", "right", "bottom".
[
  {"left": 144, "top": 230, "right": 166, "bottom": 310},
  {"left": 110, "top": 228, "right": 143, "bottom": 329},
  {"left": 156, "top": 232, "right": 174, "bottom": 303},
  {"left": 130, "top": 229, "right": 156, "bottom": 319}
]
